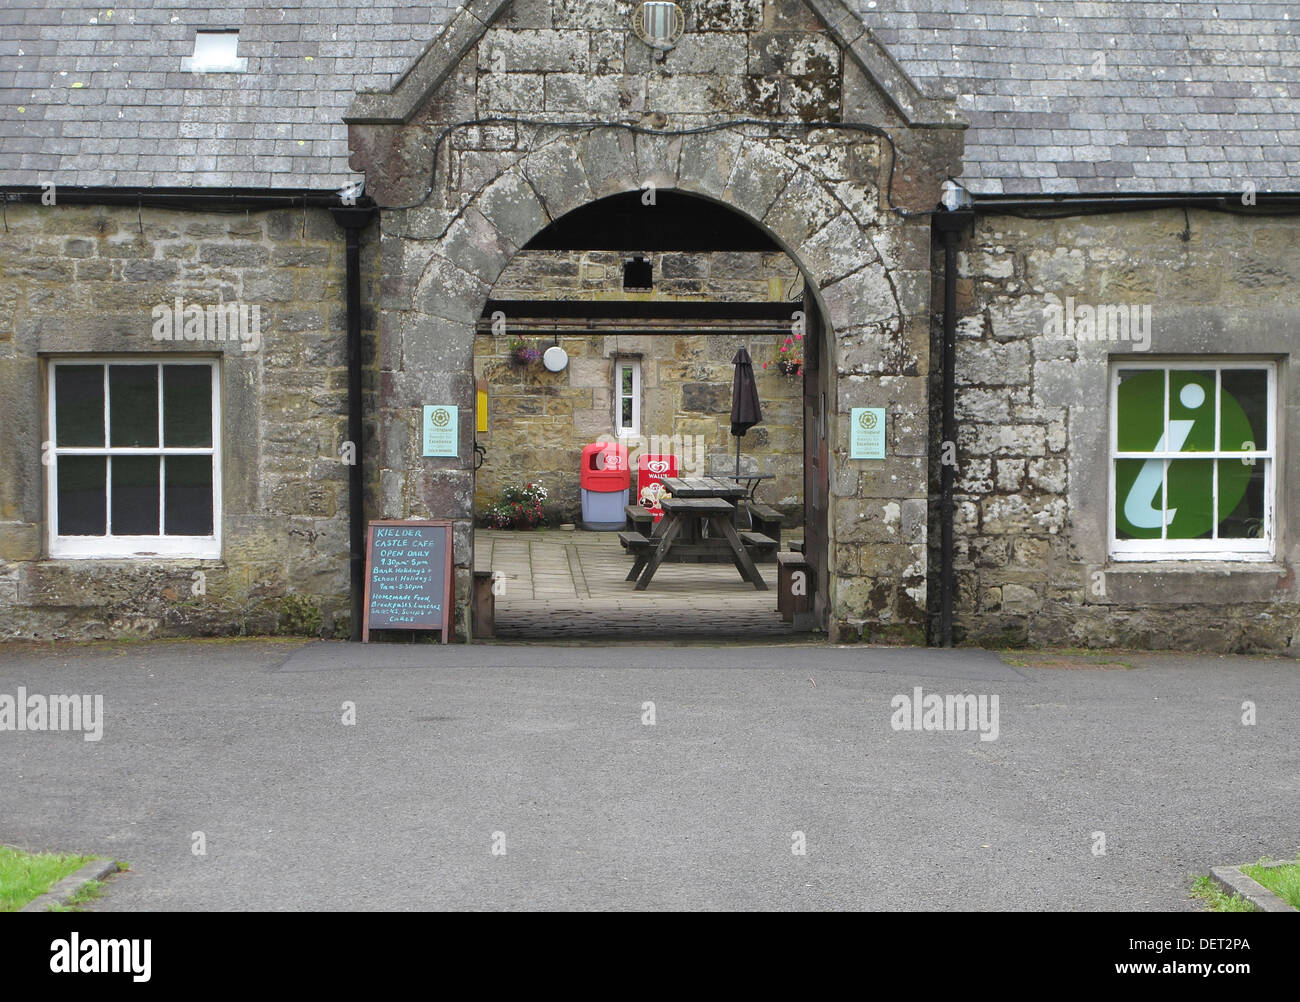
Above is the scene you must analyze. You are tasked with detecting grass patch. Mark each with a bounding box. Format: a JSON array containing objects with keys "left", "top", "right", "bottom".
[
  {"left": 1190, "top": 875, "right": 1258, "bottom": 912},
  {"left": 0, "top": 846, "right": 97, "bottom": 912},
  {"left": 1001, "top": 649, "right": 1134, "bottom": 670},
  {"left": 46, "top": 878, "right": 107, "bottom": 912},
  {"left": 1242, "top": 857, "right": 1300, "bottom": 909}
]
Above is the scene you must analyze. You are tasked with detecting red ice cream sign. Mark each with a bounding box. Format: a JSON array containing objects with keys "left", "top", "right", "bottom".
[{"left": 636, "top": 454, "right": 678, "bottom": 523}]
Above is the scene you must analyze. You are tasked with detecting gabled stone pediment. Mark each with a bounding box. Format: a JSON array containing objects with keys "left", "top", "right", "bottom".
[{"left": 345, "top": 0, "right": 963, "bottom": 129}]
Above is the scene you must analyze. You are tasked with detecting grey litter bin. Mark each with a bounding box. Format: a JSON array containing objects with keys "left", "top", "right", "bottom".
[{"left": 580, "top": 485, "right": 630, "bottom": 531}]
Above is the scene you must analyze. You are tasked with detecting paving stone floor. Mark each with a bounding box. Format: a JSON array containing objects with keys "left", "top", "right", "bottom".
[{"left": 475, "top": 528, "right": 800, "bottom": 639}]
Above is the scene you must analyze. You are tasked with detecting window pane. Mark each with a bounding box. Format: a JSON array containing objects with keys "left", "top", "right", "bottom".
[
  {"left": 57, "top": 457, "right": 106, "bottom": 535},
  {"left": 55, "top": 365, "right": 104, "bottom": 447},
  {"left": 1165, "top": 459, "right": 1214, "bottom": 539},
  {"left": 1114, "top": 459, "right": 1163, "bottom": 539},
  {"left": 1115, "top": 369, "right": 1164, "bottom": 452},
  {"left": 165, "top": 455, "right": 213, "bottom": 536},
  {"left": 1168, "top": 370, "right": 1215, "bottom": 452},
  {"left": 621, "top": 365, "right": 633, "bottom": 396},
  {"left": 1218, "top": 460, "right": 1266, "bottom": 539},
  {"left": 1221, "top": 369, "right": 1268, "bottom": 452},
  {"left": 111, "top": 456, "right": 160, "bottom": 535},
  {"left": 620, "top": 397, "right": 633, "bottom": 428},
  {"left": 109, "top": 365, "right": 159, "bottom": 447},
  {"left": 163, "top": 365, "right": 213, "bottom": 447}
]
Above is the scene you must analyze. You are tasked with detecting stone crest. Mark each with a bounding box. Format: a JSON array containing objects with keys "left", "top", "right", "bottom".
[{"left": 633, "top": 1, "right": 685, "bottom": 51}]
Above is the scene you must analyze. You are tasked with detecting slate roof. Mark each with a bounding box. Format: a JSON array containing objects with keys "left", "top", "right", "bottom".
[
  {"left": 0, "top": 1, "right": 448, "bottom": 189},
  {"left": 858, "top": 0, "right": 1300, "bottom": 195},
  {"left": 0, "top": 0, "right": 1296, "bottom": 195}
]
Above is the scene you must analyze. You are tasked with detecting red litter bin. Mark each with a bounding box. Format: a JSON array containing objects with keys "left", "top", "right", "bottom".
[
  {"left": 579, "top": 442, "right": 629, "bottom": 530},
  {"left": 636, "top": 454, "right": 678, "bottom": 523}
]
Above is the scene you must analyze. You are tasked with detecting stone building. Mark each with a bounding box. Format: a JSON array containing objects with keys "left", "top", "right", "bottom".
[{"left": 0, "top": 0, "right": 1296, "bottom": 652}]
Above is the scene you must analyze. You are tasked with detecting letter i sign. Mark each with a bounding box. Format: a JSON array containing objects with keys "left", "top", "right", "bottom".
[{"left": 1114, "top": 372, "right": 1253, "bottom": 539}]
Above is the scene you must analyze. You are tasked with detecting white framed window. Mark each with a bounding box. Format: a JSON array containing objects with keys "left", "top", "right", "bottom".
[
  {"left": 1109, "top": 360, "right": 1275, "bottom": 561},
  {"left": 614, "top": 358, "right": 641, "bottom": 438},
  {"left": 46, "top": 359, "right": 222, "bottom": 558}
]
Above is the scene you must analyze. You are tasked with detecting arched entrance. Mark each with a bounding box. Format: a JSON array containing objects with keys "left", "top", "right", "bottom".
[
  {"left": 367, "top": 124, "right": 917, "bottom": 640},
  {"left": 469, "top": 188, "right": 827, "bottom": 636}
]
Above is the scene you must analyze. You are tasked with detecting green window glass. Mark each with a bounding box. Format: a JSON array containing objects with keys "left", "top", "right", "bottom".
[{"left": 1112, "top": 364, "right": 1272, "bottom": 554}]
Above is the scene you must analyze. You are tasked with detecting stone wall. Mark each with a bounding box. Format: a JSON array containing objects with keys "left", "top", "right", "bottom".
[
  {"left": 491, "top": 248, "right": 799, "bottom": 302},
  {"left": 935, "top": 207, "right": 1300, "bottom": 653},
  {"left": 474, "top": 331, "right": 805, "bottom": 521},
  {"left": 0, "top": 202, "right": 378, "bottom": 639}
]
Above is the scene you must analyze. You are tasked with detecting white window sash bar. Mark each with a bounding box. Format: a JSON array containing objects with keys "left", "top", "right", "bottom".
[{"left": 48, "top": 359, "right": 222, "bottom": 558}]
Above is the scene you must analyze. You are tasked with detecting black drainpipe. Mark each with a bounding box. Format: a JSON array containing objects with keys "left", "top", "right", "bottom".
[
  {"left": 330, "top": 206, "right": 376, "bottom": 641},
  {"left": 932, "top": 208, "right": 972, "bottom": 648}
]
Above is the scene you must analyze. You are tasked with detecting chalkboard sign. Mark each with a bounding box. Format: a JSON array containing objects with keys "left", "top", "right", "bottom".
[{"left": 362, "top": 520, "right": 453, "bottom": 643}]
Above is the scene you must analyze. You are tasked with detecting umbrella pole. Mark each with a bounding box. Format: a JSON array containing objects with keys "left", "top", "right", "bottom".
[{"left": 735, "top": 436, "right": 740, "bottom": 478}]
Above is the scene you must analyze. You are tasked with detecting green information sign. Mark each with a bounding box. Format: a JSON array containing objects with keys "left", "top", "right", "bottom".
[
  {"left": 422, "top": 405, "right": 459, "bottom": 457},
  {"left": 850, "top": 407, "right": 886, "bottom": 459},
  {"left": 1114, "top": 370, "right": 1259, "bottom": 540}
]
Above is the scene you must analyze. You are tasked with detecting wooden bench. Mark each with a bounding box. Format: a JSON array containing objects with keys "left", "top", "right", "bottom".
[
  {"left": 776, "top": 551, "right": 811, "bottom": 623},
  {"left": 741, "top": 502, "right": 783, "bottom": 561},
  {"left": 619, "top": 530, "right": 653, "bottom": 580},
  {"left": 619, "top": 530, "right": 651, "bottom": 550},
  {"left": 739, "top": 531, "right": 778, "bottom": 552},
  {"left": 624, "top": 504, "right": 654, "bottom": 533}
]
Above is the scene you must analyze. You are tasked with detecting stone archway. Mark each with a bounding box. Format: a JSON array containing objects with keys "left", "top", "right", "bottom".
[{"left": 378, "top": 125, "right": 918, "bottom": 638}]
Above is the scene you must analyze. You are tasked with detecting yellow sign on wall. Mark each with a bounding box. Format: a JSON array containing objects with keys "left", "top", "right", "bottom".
[{"left": 476, "top": 380, "right": 488, "bottom": 433}]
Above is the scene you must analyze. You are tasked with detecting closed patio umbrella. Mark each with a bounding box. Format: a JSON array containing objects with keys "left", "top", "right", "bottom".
[{"left": 729, "top": 347, "right": 762, "bottom": 477}]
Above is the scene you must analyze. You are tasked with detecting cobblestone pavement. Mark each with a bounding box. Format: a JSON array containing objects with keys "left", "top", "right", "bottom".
[{"left": 475, "top": 529, "right": 799, "bottom": 638}]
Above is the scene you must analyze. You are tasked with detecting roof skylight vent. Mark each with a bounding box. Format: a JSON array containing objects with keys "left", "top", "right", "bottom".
[{"left": 182, "top": 31, "right": 246, "bottom": 73}]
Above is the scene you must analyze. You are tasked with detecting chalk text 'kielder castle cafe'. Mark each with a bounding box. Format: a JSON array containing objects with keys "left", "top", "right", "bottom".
[{"left": 0, "top": 0, "right": 1297, "bottom": 652}]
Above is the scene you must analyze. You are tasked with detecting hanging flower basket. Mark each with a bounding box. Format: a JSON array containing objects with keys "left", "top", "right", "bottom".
[
  {"left": 508, "top": 337, "right": 541, "bottom": 367},
  {"left": 763, "top": 333, "right": 804, "bottom": 377}
]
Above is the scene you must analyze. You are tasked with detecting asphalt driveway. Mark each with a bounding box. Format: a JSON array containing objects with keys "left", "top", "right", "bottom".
[{"left": 1, "top": 639, "right": 1295, "bottom": 910}]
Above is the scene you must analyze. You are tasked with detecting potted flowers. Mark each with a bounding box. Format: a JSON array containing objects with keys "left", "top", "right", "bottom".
[
  {"left": 482, "top": 482, "right": 548, "bottom": 529},
  {"left": 762, "top": 333, "right": 803, "bottom": 377}
]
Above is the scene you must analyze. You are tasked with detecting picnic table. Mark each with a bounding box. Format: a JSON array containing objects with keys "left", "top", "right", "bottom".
[
  {"left": 660, "top": 476, "right": 748, "bottom": 500},
  {"left": 657, "top": 476, "right": 750, "bottom": 539},
  {"left": 725, "top": 473, "right": 774, "bottom": 503},
  {"left": 624, "top": 496, "right": 767, "bottom": 591}
]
